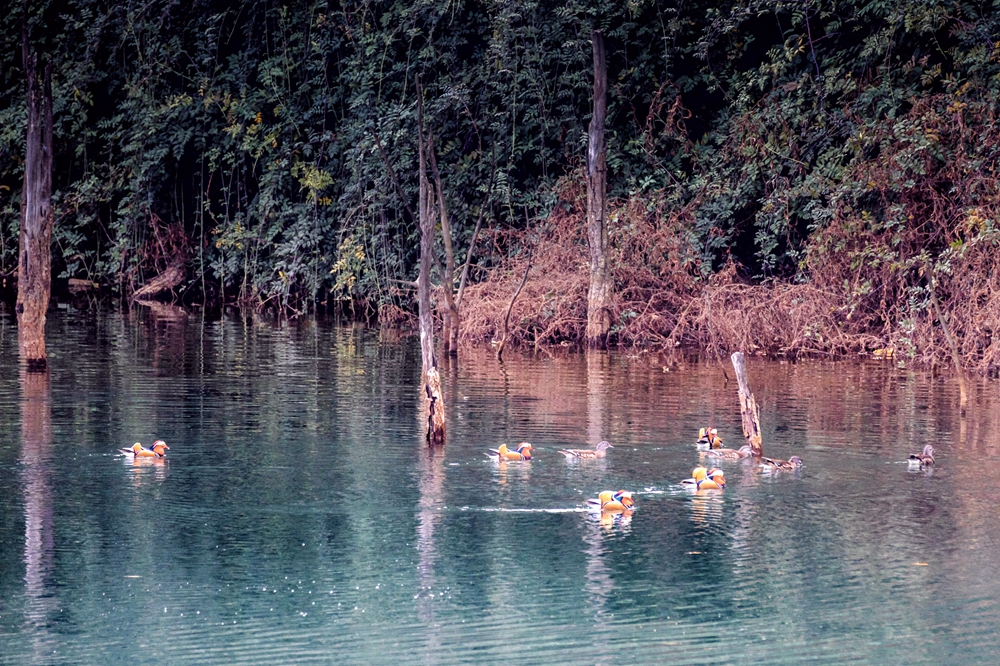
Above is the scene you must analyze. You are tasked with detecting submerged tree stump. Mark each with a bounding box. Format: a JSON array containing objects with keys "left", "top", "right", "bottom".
[
  {"left": 731, "top": 352, "right": 763, "bottom": 456},
  {"left": 416, "top": 75, "right": 446, "bottom": 445},
  {"left": 17, "top": 35, "right": 54, "bottom": 372}
]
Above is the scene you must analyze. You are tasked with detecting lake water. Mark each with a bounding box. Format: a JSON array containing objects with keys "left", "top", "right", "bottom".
[{"left": 2, "top": 306, "right": 1000, "bottom": 664}]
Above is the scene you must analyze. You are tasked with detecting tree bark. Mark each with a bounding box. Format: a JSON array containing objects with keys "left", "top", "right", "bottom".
[
  {"left": 18, "top": 23, "right": 53, "bottom": 372},
  {"left": 416, "top": 76, "right": 446, "bottom": 445},
  {"left": 730, "top": 352, "right": 763, "bottom": 456},
  {"left": 585, "top": 30, "right": 611, "bottom": 347},
  {"left": 428, "top": 135, "right": 459, "bottom": 355}
]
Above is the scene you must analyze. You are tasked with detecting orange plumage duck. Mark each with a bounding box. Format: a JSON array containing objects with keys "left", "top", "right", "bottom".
[
  {"left": 486, "top": 442, "right": 533, "bottom": 461},
  {"left": 681, "top": 466, "right": 725, "bottom": 490},
  {"left": 587, "top": 490, "right": 635, "bottom": 512},
  {"left": 119, "top": 440, "right": 169, "bottom": 458},
  {"left": 696, "top": 428, "right": 723, "bottom": 450}
]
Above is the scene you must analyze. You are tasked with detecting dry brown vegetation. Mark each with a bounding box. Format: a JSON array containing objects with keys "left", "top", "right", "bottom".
[{"left": 449, "top": 94, "right": 1000, "bottom": 375}]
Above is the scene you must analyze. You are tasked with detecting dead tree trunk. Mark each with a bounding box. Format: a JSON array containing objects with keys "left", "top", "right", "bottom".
[
  {"left": 416, "top": 76, "right": 446, "bottom": 445},
  {"left": 17, "top": 23, "right": 53, "bottom": 373},
  {"left": 730, "top": 352, "right": 763, "bottom": 456},
  {"left": 428, "top": 136, "right": 459, "bottom": 356},
  {"left": 585, "top": 29, "right": 611, "bottom": 347}
]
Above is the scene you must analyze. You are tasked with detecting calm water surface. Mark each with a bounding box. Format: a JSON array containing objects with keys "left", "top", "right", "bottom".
[{"left": 2, "top": 307, "right": 1000, "bottom": 664}]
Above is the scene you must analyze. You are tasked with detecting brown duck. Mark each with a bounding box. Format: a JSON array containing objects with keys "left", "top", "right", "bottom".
[
  {"left": 705, "top": 444, "right": 754, "bottom": 460},
  {"left": 908, "top": 445, "right": 934, "bottom": 467},
  {"left": 760, "top": 455, "right": 803, "bottom": 471},
  {"left": 557, "top": 440, "right": 614, "bottom": 459}
]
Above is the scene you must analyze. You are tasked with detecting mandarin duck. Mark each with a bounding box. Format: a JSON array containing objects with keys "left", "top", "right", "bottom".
[
  {"left": 486, "top": 442, "right": 533, "bottom": 461},
  {"left": 696, "top": 428, "right": 723, "bottom": 450},
  {"left": 704, "top": 444, "right": 754, "bottom": 460},
  {"left": 908, "top": 444, "right": 934, "bottom": 468},
  {"left": 119, "top": 440, "right": 169, "bottom": 458},
  {"left": 681, "top": 466, "right": 726, "bottom": 490},
  {"left": 557, "top": 440, "right": 613, "bottom": 459},
  {"left": 587, "top": 490, "right": 635, "bottom": 512},
  {"left": 759, "top": 455, "right": 803, "bottom": 471}
]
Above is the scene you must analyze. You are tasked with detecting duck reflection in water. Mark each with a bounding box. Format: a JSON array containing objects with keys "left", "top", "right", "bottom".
[
  {"left": 126, "top": 454, "right": 169, "bottom": 486},
  {"left": 20, "top": 369, "right": 59, "bottom": 661}
]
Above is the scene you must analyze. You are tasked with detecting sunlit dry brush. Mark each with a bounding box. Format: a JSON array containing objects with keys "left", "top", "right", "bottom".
[{"left": 459, "top": 182, "right": 591, "bottom": 348}]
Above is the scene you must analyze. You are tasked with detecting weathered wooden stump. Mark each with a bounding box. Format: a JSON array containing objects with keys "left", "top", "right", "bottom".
[
  {"left": 730, "top": 352, "right": 763, "bottom": 456},
  {"left": 132, "top": 260, "right": 186, "bottom": 301}
]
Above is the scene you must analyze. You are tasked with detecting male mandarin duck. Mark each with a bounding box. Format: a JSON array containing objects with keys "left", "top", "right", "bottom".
[
  {"left": 908, "top": 445, "right": 934, "bottom": 468},
  {"left": 118, "top": 441, "right": 168, "bottom": 458},
  {"left": 486, "top": 442, "right": 533, "bottom": 461},
  {"left": 704, "top": 467, "right": 726, "bottom": 488},
  {"left": 705, "top": 444, "right": 754, "bottom": 460},
  {"left": 557, "top": 440, "right": 613, "bottom": 459},
  {"left": 760, "top": 455, "right": 803, "bottom": 471},
  {"left": 587, "top": 490, "right": 635, "bottom": 512},
  {"left": 696, "top": 428, "right": 723, "bottom": 450},
  {"left": 681, "top": 466, "right": 726, "bottom": 490}
]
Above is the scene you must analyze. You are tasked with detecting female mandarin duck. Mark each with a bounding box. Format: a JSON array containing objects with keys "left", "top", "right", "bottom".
[
  {"left": 587, "top": 490, "right": 635, "bottom": 512},
  {"left": 696, "top": 428, "right": 723, "bottom": 450},
  {"left": 118, "top": 440, "right": 169, "bottom": 458},
  {"left": 557, "top": 440, "right": 613, "bottom": 459},
  {"left": 760, "top": 455, "right": 803, "bottom": 471},
  {"left": 486, "top": 442, "right": 533, "bottom": 461},
  {"left": 705, "top": 444, "right": 754, "bottom": 460},
  {"left": 681, "top": 466, "right": 725, "bottom": 490},
  {"left": 908, "top": 445, "right": 934, "bottom": 468}
]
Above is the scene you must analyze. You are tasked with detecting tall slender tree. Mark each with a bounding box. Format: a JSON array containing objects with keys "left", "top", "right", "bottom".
[
  {"left": 17, "top": 9, "right": 53, "bottom": 371},
  {"left": 585, "top": 29, "right": 611, "bottom": 346}
]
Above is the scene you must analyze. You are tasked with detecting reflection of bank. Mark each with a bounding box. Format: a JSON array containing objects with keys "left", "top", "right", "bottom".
[
  {"left": 416, "top": 444, "right": 446, "bottom": 664},
  {"left": 20, "top": 369, "right": 58, "bottom": 663}
]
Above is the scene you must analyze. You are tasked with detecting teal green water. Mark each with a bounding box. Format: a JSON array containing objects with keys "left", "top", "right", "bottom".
[{"left": 2, "top": 308, "right": 1000, "bottom": 664}]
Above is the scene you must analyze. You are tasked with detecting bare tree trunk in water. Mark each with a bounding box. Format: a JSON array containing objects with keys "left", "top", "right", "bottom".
[
  {"left": 730, "top": 352, "right": 764, "bottom": 456},
  {"left": 18, "top": 22, "right": 53, "bottom": 372},
  {"left": 585, "top": 30, "right": 611, "bottom": 347},
  {"left": 428, "top": 136, "right": 459, "bottom": 355},
  {"left": 416, "top": 76, "right": 446, "bottom": 445}
]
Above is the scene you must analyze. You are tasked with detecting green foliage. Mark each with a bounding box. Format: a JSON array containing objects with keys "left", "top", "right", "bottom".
[{"left": 0, "top": 0, "right": 997, "bottom": 314}]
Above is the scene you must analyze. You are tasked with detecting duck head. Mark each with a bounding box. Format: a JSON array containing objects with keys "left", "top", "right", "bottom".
[
  {"left": 596, "top": 440, "right": 613, "bottom": 452},
  {"left": 922, "top": 445, "right": 934, "bottom": 458},
  {"left": 151, "top": 440, "right": 169, "bottom": 454},
  {"left": 788, "top": 456, "right": 803, "bottom": 466},
  {"left": 613, "top": 490, "right": 635, "bottom": 509},
  {"left": 738, "top": 445, "right": 754, "bottom": 456},
  {"left": 515, "top": 442, "right": 533, "bottom": 458}
]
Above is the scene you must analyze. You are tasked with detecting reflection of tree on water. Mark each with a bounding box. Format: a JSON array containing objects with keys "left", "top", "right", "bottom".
[
  {"left": 416, "top": 444, "right": 446, "bottom": 664},
  {"left": 19, "top": 369, "right": 58, "bottom": 663},
  {"left": 586, "top": 352, "right": 608, "bottom": 447},
  {"left": 582, "top": 512, "right": 631, "bottom": 663}
]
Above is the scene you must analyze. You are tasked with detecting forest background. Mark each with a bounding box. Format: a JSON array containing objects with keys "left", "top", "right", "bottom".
[{"left": 2, "top": 0, "right": 1000, "bottom": 372}]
